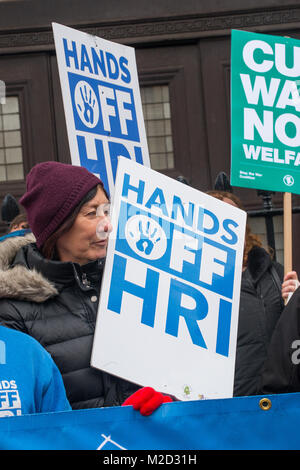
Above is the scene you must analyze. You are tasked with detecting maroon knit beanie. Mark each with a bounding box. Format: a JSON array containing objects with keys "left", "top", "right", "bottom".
[{"left": 19, "top": 161, "right": 103, "bottom": 248}]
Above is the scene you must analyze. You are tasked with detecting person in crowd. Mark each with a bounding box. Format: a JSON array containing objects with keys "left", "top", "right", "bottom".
[
  {"left": 0, "top": 161, "right": 171, "bottom": 415},
  {"left": 8, "top": 213, "right": 30, "bottom": 232},
  {"left": 259, "top": 280, "right": 300, "bottom": 394},
  {"left": 0, "top": 324, "right": 71, "bottom": 417},
  {"left": 207, "top": 190, "right": 299, "bottom": 397},
  {"left": 0, "top": 213, "right": 31, "bottom": 242}
]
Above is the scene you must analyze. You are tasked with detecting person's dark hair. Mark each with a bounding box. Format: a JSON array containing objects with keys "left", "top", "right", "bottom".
[
  {"left": 8, "top": 213, "right": 29, "bottom": 232},
  {"left": 41, "top": 185, "right": 103, "bottom": 260}
]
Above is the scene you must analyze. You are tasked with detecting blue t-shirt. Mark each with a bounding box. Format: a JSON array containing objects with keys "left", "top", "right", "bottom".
[{"left": 0, "top": 326, "right": 71, "bottom": 417}]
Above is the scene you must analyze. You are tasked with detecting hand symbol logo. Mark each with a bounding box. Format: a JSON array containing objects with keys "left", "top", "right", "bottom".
[
  {"left": 135, "top": 220, "right": 161, "bottom": 255},
  {"left": 74, "top": 80, "right": 99, "bottom": 128},
  {"left": 79, "top": 85, "right": 95, "bottom": 124},
  {"left": 125, "top": 215, "right": 167, "bottom": 260}
]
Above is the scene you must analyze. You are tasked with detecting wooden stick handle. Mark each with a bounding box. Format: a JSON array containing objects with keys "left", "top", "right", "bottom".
[{"left": 284, "top": 192, "right": 292, "bottom": 275}]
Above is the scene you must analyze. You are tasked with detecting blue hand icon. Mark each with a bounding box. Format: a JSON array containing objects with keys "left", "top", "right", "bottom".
[
  {"left": 135, "top": 220, "right": 161, "bottom": 255},
  {"left": 77, "top": 84, "right": 96, "bottom": 125}
]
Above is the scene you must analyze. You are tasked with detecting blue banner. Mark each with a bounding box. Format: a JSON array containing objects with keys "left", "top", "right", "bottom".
[{"left": 1, "top": 393, "right": 300, "bottom": 450}]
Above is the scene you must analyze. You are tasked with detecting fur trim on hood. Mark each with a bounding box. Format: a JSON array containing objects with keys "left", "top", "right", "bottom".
[{"left": 0, "top": 233, "right": 58, "bottom": 302}]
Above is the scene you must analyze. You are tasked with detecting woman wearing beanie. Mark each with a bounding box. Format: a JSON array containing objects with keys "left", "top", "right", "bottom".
[{"left": 0, "top": 161, "right": 142, "bottom": 410}]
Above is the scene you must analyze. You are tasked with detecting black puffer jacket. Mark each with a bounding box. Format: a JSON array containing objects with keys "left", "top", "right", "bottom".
[
  {"left": 259, "top": 286, "right": 300, "bottom": 395},
  {"left": 233, "top": 246, "right": 284, "bottom": 396},
  {"left": 0, "top": 235, "right": 138, "bottom": 409}
]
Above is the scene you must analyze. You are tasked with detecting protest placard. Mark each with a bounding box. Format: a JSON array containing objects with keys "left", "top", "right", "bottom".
[
  {"left": 52, "top": 23, "right": 150, "bottom": 196},
  {"left": 91, "top": 157, "right": 246, "bottom": 401},
  {"left": 231, "top": 29, "right": 300, "bottom": 275},
  {"left": 231, "top": 29, "right": 300, "bottom": 195}
]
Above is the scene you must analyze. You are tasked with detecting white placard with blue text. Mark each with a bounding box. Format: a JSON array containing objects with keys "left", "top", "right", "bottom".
[
  {"left": 52, "top": 23, "right": 150, "bottom": 196},
  {"left": 91, "top": 158, "right": 246, "bottom": 400}
]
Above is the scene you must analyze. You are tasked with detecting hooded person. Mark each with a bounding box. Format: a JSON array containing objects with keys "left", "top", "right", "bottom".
[
  {"left": 207, "top": 190, "right": 299, "bottom": 397},
  {"left": 0, "top": 161, "right": 171, "bottom": 413}
]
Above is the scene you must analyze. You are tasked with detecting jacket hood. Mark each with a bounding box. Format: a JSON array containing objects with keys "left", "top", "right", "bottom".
[
  {"left": 247, "top": 245, "right": 273, "bottom": 284},
  {"left": 0, "top": 233, "right": 58, "bottom": 302}
]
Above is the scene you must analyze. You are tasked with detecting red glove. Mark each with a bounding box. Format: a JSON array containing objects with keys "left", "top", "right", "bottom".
[{"left": 122, "top": 387, "right": 172, "bottom": 416}]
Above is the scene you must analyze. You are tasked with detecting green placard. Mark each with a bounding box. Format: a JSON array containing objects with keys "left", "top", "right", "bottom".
[{"left": 231, "top": 29, "right": 300, "bottom": 195}]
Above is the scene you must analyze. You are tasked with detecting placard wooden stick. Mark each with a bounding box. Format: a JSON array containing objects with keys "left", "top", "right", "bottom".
[{"left": 284, "top": 192, "right": 292, "bottom": 276}]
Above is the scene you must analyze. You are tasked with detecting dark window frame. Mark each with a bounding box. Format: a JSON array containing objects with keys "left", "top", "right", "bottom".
[{"left": 138, "top": 66, "right": 191, "bottom": 181}]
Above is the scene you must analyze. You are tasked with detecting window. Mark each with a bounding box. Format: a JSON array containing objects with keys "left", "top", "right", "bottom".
[
  {"left": 0, "top": 96, "right": 24, "bottom": 181},
  {"left": 141, "top": 85, "right": 174, "bottom": 170}
]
